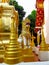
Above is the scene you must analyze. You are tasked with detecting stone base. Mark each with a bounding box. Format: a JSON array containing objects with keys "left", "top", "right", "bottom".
[
  {"left": 39, "top": 51, "right": 49, "bottom": 61},
  {"left": 22, "top": 48, "right": 34, "bottom": 62},
  {"left": 0, "top": 45, "right": 4, "bottom": 63},
  {"left": 0, "top": 58, "right": 3, "bottom": 63},
  {"left": 4, "top": 59, "right": 21, "bottom": 64},
  {"left": 4, "top": 56, "right": 22, "bottom": 64},
  {"left": 23, "top": 55, "right": 34, "bottom": 62}
]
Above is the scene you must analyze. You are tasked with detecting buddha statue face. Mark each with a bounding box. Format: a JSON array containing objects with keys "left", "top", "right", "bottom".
[{"left": 25, "top": 23, "right": 30, "bottom": 31}]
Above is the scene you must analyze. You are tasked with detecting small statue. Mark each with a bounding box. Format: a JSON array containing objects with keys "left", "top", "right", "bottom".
[
  {"left": 18, "top": 18, "right": 31, "bottom": 48},
  {"left": 37, "top": 30, "right": 41, "bottom": 48},
  {"left": 30, "top": 33, "right": 36, "bottom": 47}
]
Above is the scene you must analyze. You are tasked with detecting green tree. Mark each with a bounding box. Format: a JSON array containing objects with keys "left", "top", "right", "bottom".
[
  {"left": 27, "top": 10, "right": 38, "bottom": 46},
  {"left": 9, "top": 0, "right": 26, "bottom": 35},
  {"left": 27, "top": 10, "right": 36, "bottom": 35}
]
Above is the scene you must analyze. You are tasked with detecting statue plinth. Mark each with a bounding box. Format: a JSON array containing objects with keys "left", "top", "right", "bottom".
[
  {"left": 39, "top": 27, "right": 48, "bottom": 61},
  {"left": 21, "top": 18, "right": 35, "bottom": 62},
  {"left": 22, "top": 48, "right": 34, "bottom": 62}
]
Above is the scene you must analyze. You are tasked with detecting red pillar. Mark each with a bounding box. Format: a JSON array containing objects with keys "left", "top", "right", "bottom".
[{"left": 35, "top": 0, "right": 44, "bottom": 32}]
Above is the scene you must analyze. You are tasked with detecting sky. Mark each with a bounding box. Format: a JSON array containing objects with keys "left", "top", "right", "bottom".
[
  {"left": 16, "top": 0, "right": 36, "bottom": 18},
  {"left": 15, "top": 0, "right": 48, "bottom": 20}
]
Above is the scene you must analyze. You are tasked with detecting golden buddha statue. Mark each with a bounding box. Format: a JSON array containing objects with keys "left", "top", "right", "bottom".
[
  {"left": 18, "top": 18, "right": 34, "bottom": 62},
  {"left": 4, "top": 16, "right": 22, "bottom": 64},
  {"left": 0, "top": 0, "right": 22, "bottom": 64},
  {"left": 22, "top": 18, "right": 31, "bottom": 48}
]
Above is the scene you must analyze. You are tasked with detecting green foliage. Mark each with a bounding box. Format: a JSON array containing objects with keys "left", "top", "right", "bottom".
[
  {"left": 9, "top": 0, "right": 26, "bottom": 35},
  {"left": 31, "top": 10, "right": 36, "bottom": 20},
  {"left": 27, "top": 10, "right": 37, "bottom": 46},
  {"left": 27, "top": 10, "right": 36, "bottom": 34}
]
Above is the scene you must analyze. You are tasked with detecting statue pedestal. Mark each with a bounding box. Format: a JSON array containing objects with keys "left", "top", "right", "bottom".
[
  {"left": 22, "top": 48, "right": 34, "bottom": 62},
  {"left": 39, "top": 44, "right": 49, "bottom": 61},
  {"left": 39, "top": 51, "right": 48, "bottom": 61},
  {"left": 0, "top": 44, "right": 4, "bottom": 63},
  {"left": 39, "top": 51, "right": 49, "bottom": 61}
]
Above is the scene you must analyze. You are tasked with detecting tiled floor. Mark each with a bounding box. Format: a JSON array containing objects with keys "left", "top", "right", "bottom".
[{"left": 0, "top": 62, "right": 49, "bottom": 65}]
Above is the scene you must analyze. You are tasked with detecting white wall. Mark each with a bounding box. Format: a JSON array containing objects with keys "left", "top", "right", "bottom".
[{"left": 44, "top": 0, "right": 49, "bottom": 44}]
